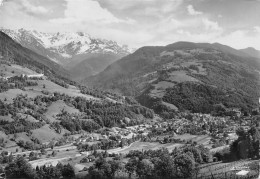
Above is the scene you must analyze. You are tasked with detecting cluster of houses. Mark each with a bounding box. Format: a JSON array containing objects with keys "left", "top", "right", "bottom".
[
  {"left": 71, "top": 124, "right": 153, "bottom": 145},
  {"left": 0, "top": 73, "right": 44, "bottom": 81},
  {"left": 21, "top": 73, "right": 44, "bottom": 78},
  {"left": 69, "top": 112, "right": 248, "bottom": 150}
]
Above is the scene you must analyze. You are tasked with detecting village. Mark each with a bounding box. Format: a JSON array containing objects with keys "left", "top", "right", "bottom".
[
  {"left": 1, "top": 109, "right": 253, "bottom": 173},
  {"left": 0, "top": 70, "right": 259, "bottom": 178}
]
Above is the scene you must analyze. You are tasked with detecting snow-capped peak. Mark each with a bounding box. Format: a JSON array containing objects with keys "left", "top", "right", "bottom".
[{"left": 0, "top": 28, "right": 130, "bottom": 60}]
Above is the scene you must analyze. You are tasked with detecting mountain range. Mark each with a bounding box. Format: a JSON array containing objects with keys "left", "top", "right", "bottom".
[
  {"left": 0, "top": 28, "right": 131, "bottom": 81},
  {"left": 1, "top": 28, "right": 260, "bottom": 152},
  {"left": 85, "top": 41, "right": 260, "bottom": 115},
  {"left": 1, "top": 28, "right": 260, "bottom": 115}
]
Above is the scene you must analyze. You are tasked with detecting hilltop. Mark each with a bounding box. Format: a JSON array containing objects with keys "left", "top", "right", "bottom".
[
  {"left": 84, "top": 41, "right": 260, "bottom": 115},
  {"left": 240, "top": 47, "right": 260, "bottom": 59}
]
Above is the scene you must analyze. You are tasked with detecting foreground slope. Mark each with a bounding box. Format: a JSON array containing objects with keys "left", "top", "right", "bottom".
[
  {"left": 0, "top": 33, "right": 154, "bottom": 152},
  {"left": 85, "top": 42, "right": 260, "bottom": 114}
]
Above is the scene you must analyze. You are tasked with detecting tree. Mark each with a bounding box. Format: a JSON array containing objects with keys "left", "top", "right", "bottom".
[
  {"left": 62, "top": 164, "right": 75, "bottom": 178},
  {"left": 153, "top": 154, "right": 176, "bottom": 179},
  {"left": 88, "top": 166, "right": 105, "bottom": 179},
  {"left": 40, "top": 148, "right": 47, "bottom": 155},
  {"left": 100, "top": 162, "right": 112, "bottom": 179},
  {"left": 108, "top": 160, "right": 122, "bottom": 178},
  {"left": 0, "top": 166, "right": 4, "bottom": 173},
  {"left": 5, "top": 156, "right": 36, "bottom": 178},
  {"left": 183, "top": 146, "right": 203, "bottom": 163},
  {"left": 88, "top": 156, "right": 122, "bottom": 179},
  {"left": 125, "top": 157, "right": 138, "bottom": 178},
  {"left": 174, "top": 154, "right": 195, "bottom": 178},
  {"left": 197, "top": 145, "right": 212, "bottom": 163},
  {"left": 236, "top": 127, "right": 247, "bottom": 139},
  {"left": 136, "top": 159, "right": 154, "bottom": 179},
  {"left": 228, "top": 126, "right": 260, "bottom": 160},
  {"left": 52, "top": 150, "right": 57, "bottom": 157},
  {"left": 103, "top": 150, "right": 109, "bottom": 158},
  {"left": 29, "top": 152, "right": 38, "bottom": 161}
]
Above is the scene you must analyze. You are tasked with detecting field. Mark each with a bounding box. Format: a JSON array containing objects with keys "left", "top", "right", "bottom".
[
  {"left": 13, "top": 132, "right": 31, "bottom": 143},
  {"left": 44, "top": 100, "right": 80, "bottom": 122},
  {"left": 25, "top": 79, "right": 98, "bottom": 100},
  {"left": 27, "top": 145, "right": 89, "bottom": 173},
  {"left": 107, "top": 141, "right": 184, "bottom": 154},
  {"left": 173, "top": 134, "right": 211, "bottom": 145},
  {"left": 0, "top": 131, "right": 20, "bottom": 152},
  {"left": 103, "top": 134, "right": 211, "bottom": 155},
  {"left": 0, "top": 80, "right": 97, "bottom": 105},
  {"left": 150, "top": 81, "right": 175, "bottom": 98},
  {"left": 0, "top": 64, "right": 37, "bottom": 78},
  {"left": 149, "top": 70, "right": 201, "bottom": 99},
  {"left": 0, "top": 63, "right": 99, "bottom": 105},
  {"left": 31, "top": 124, "right": 68, "bottom": 143},
  {"left": 168, "top": 70, "right": 200, "bottom": 83},
  {"left": 0, "top": 115, "right": 14, "bottom": 122},
  {"left": 154, "top": 134, "right": 211, "bottom": 147},
  {"left": 210, "top": 145, "right": 229, "bottom": 153},
  {"left": 0, "top": 88, "right": 42, "bottom": 104},
  {"left": 161, "top": 101, "right": 178, "bottom": 110}
]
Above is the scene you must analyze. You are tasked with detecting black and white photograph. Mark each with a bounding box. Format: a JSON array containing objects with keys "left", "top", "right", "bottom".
[{"left": 0, "top": 0, "right": 260, "bottom": 178}]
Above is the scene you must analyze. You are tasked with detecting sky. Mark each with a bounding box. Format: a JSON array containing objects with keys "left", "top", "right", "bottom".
[{"left": 0, "top": 0, "right": 260, "bottom": 49}]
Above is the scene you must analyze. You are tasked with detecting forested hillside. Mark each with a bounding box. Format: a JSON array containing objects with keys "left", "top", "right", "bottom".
[
  {"left": 85, "top": 42, "right": 260, "bottom": 115},
  {"left": 0, "top": 32, "right": 69, "bottom": 79}
]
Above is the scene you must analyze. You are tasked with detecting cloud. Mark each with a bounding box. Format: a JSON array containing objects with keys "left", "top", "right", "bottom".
[
  {"left": 217, "top": 28, "right": 260, "bottom": 49},
  {"left": 21, "top": 0, "right": 49, "bottom": 15},
  {"left": 0, "top": 0, "right": 4, "bottom": 6},
  {"left": 50, "top": 0, "right": 130, "bottom": 24},
  {"left": 1, "top": 0, "right": 260, "bottom": 50},
  {"left": 254, "top": 26, "right": 260, "bottom": 33},
  {"left": 243, "top": 0, "right": 260, "bottom": 2},
  {"left": 97, "top": 0, "right": 183, "bottom": 19},
  {"left": 187, "top": 5, "right": 203, "bottom": 15},
  {"left": 202, "top": 18, "right": 223, "bottom": 32}
]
